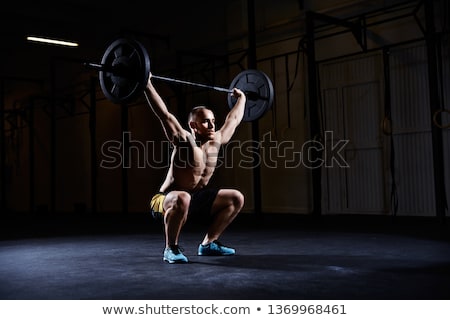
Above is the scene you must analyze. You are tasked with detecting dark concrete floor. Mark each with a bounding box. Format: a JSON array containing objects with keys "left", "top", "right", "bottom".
[{"left": 0, "top": 213, "right": 449, "bottom": 300}]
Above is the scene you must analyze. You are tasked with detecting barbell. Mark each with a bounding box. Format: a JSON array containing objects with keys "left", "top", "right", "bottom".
[{"left": 84, "top": 37, "right": 274, "bottom": 122}]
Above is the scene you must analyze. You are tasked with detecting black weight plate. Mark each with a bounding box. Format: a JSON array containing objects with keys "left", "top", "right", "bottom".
[
  {"left": 99, "top": 38, "right": 150, "bottom": 104},
  {"left": 228, "top": 69, "right": 274, "bottom": 122}
]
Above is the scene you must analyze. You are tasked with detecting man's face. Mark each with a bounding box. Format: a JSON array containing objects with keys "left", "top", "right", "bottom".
[{"left": 190, "top": 108, "right": 216, "bottom": 141}]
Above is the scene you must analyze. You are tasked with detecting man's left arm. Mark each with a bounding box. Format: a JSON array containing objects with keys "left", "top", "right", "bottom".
[{"left": 217, "top": 88, "right": 246, "bottom": 144}]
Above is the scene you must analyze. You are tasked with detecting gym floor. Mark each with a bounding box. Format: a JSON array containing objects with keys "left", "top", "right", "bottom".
[{"left": 0, "top": 213, "right": 449, "bottom": 300}]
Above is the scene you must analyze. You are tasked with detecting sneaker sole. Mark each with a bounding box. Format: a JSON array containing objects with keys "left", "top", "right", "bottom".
[
  {"left": 198, "top": 252, "right": 235, "bottom": 256},
  {"left": 163, "top": 257, "right": 189, "bottom": 264}
]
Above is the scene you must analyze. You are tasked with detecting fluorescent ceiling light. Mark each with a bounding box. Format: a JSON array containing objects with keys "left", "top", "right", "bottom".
[{"left": 27, "top": 36, "right": 79, "bottom": 47}]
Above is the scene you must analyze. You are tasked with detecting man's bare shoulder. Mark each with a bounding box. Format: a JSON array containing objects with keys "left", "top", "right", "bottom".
[
  {"left": 211, "top": 130, "right": 225, "bottom": 145},
  {"left": 172, "top": 129, "right": 196, "bottom": 146}
]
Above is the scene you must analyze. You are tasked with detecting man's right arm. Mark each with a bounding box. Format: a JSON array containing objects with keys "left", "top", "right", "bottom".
[{"left": 144, "top": 75, "right": 188, "bottom": 144}]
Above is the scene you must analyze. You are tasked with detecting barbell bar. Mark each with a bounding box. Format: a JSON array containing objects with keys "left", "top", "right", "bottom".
[
  {"left": 152, "top": 75, "right": 233, "bottom": 93},
  {"left": 84, "top": 37, "right": 274, "bottom": 122}
]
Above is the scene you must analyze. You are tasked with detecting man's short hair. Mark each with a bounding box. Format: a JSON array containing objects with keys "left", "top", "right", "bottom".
[{"left": 188, "top": 106, "right": 211, "bottom": 122}]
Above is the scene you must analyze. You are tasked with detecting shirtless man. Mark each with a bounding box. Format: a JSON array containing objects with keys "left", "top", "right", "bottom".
[{"left": 146, "top": 73, "right": 246, "bottom": 263}]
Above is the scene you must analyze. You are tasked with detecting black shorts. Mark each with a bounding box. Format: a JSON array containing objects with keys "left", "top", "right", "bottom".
[
  {"left": 150, "top": 188, "right": 219, "bottom": 222},
  {"left": 189, "top": 188, "right": 219, "bottom": 220}
]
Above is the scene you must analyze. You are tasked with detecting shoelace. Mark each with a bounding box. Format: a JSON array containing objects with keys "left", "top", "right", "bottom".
[
  {"left": 212, "top": 240, "right": 226, "bottom": 248},
  {"left": 168, "top": 245, "right": 184, "bottom": 255}
]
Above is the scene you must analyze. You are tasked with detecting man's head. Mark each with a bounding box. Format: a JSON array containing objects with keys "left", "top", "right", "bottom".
[{"left": 189, "top": 106, "right": 216, "bottom": 142}]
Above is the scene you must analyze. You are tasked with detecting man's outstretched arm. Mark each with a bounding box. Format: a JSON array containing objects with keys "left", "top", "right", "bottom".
[
  {"left": 144, "top": 74, "right": 189, "bottom": 144},
  {"left": 217, "top": 88, "right": 246, "bottom": 144}
]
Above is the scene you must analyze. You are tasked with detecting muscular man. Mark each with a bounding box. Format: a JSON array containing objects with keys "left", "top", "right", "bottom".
[{"left": 146, "top": 73, "right": 246, "bottom": 263}]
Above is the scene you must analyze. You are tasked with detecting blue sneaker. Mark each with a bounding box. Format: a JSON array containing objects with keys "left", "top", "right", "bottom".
[
  {"left": 198, "top": 240, "right": 236, "bottom": 256},
  {"left": 163, "top": 245, "right": 189, "bottom": 263}
]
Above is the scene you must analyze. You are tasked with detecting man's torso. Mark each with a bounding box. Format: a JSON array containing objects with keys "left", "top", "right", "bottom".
[{"left": 160, "top": 136, "right": 221, "bottom": 192}]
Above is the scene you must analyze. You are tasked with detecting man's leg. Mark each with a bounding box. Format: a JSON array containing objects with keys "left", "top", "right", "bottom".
[
  {"left": 200, "top": 188, "right": 244, "bottom": 246},
  {"left": 162, "top": 191, "right": 191, "bottom": 263}
]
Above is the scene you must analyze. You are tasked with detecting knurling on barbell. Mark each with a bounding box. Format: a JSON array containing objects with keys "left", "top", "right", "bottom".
[{"left": 84, "top": 37, "right": 274, "bottom": 122}]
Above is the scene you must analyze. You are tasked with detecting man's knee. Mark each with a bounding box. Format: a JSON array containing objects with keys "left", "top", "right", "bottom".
[
  {"left": 229, "top": 189, "right": 244, "bottom": 210},
  {"left": 165, "top": 191, "right": 191, "bottom": 213}
]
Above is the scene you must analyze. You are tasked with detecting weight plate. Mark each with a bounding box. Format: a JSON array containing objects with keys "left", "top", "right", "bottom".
[
  {"left": 99, "top": 38, "right": 150, "bottom": 104},
  {"left": 227, "top": 69, "right": 274, "bottom": 122}
]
